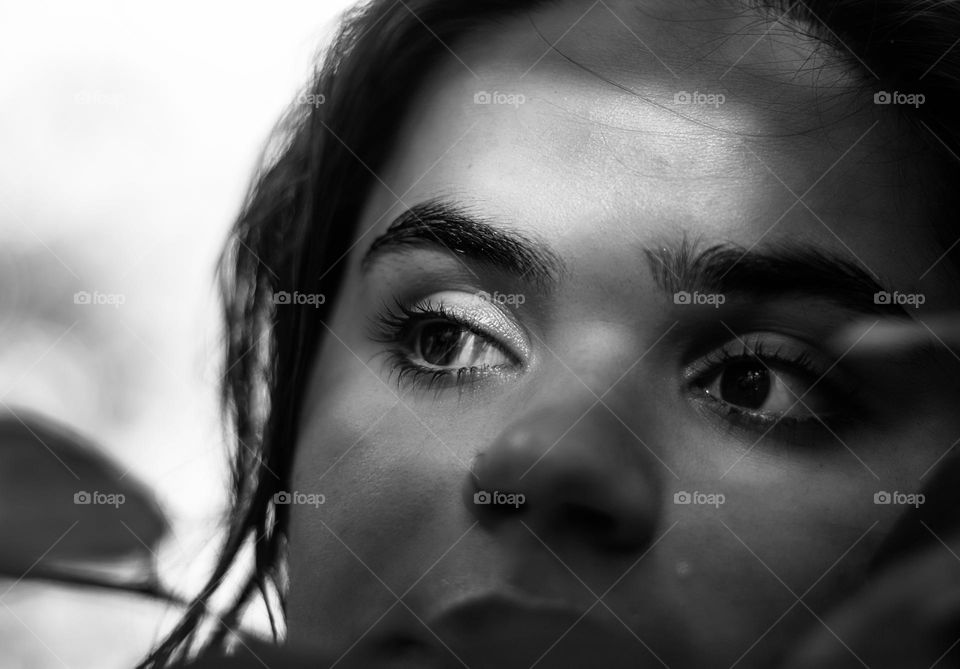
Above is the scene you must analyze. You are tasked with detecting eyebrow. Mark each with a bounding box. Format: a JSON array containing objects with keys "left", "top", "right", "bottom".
[
  {"left": 645, "top": 238, "right": 911, "bottom": 317},
  {"left": 361, "top": 198, "right": 565, "bottom": 288},
  {"left": 363, "top": 201, "right": 911, "bottom": 318}
]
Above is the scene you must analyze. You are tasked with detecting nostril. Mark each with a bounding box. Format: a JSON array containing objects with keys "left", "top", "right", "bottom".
[
  {"left": 560, "top": 503, "right": 617, "bottom": 536},
  {"left": 556, "top": 502, "right": 645, "bottom": 551},
  {"left": 374, "top": 634, "right": 434, "bottom": 661}
]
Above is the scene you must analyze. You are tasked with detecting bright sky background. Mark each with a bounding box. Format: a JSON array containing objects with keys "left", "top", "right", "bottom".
[{"left": 0, "top": 1, "right": 359, "bottom": 666}]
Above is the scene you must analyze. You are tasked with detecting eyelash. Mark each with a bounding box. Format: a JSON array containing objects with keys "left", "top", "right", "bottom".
[
  {"left": 688, "top": 341, "right": 857, "bottom": 435},
  {"left": 369, "top": 300, "right": 517, "bottom": 394},
  {"left": 370, "top": 302, "right": 858, "bottom": 436}
]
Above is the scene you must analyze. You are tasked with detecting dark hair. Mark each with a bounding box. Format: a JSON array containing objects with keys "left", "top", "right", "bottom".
[{"left": 139, "top": 0, "right": 960, "bottom": 665}]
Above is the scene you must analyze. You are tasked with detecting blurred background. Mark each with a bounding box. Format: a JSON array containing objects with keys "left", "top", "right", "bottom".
[{"left": 0, "top": 1, "right": 356, "bottom": 666}]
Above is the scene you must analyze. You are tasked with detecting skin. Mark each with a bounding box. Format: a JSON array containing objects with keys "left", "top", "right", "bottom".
[{"left": 282, "top": 1, "right": 960, "bottom": 666}]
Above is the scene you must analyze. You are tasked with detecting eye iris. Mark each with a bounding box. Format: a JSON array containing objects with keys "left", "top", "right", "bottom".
[
  {"left": 418, "top": 322, "right": 470, "bottom": 366},
  {"left": 720, "top": 359, "right": 771, "bottom": 409}
]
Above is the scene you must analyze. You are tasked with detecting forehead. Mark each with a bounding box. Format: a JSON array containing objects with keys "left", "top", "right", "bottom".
[{"left": 356, "top": 0, "right": 953, "bottom": 304}]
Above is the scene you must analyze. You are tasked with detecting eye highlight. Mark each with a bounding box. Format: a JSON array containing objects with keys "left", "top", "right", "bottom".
[
  {"left": 369, "top": 290, "right": 528, "bottom": 392},
  {"left": 686, "top": 333, "right": 858, "bottom": 436}
]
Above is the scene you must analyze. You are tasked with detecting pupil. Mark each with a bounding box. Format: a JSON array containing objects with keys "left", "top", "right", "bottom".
[
  {"left": 419, "top": 323, "right": 466, "bottom": 366},
  {"left": 720, "top": 359, "right": 770, "bottom": 409}
]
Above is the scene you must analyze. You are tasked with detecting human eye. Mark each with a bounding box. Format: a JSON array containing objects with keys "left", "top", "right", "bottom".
[
  {"left": 685, "top": 332, "right": 859, "bottom": 439},
  {"left": 369, "top": 290, "right": 529, "bottom": 393}
]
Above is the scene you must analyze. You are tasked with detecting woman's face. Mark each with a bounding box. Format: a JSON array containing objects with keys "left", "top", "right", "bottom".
[{"left": 284, "top": 1, "right": 960, "bottom": 666}]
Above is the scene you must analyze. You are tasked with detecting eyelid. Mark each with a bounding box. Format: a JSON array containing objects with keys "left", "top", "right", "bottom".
[
  {"left": 684, "top": 332, "right": 842, "bottom": 386},
  {"left": 682, "top": 332, "right": 865, "bottom": 436},
  {"left": 412, "top": 290, "right": 532, "bottom": 360}
]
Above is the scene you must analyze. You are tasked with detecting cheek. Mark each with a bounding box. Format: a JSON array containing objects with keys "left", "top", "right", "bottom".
[
  {"left": 284, "top": 345, "right": 470, "bottom": 626},
  {"left": 643, "top": 477, "right": 883, "bottom": 663},
  {"left": 288, "top": 376, "right": 414, "bottom": 553},
  {"left": 645, "top": 410, "right": 895, "bottom": 641},
  {"left": 284, "top": 415, "right": 435, "bottom": 641},
  {"left": 655, "top": 408, "right": 960, "bottom": 659}
]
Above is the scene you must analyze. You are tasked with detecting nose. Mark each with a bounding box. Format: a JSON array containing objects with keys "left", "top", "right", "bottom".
[{"left": 466, "top": 400, "right": 662, "bottom": 552}]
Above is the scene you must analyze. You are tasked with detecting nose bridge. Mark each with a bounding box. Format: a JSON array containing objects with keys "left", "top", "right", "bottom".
[
  {"left": 543, "top": 320, "right": 645, "bottom": 399},
  {"left": 523, "top": 318, "right": 663, "bottom": 450},
  {"left": 478, "top": 398, "right": 660, "bottom": 491}
]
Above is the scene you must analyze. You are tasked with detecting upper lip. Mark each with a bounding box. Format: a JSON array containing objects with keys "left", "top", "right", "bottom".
[
  {"left": 362, "top": 589, "right": 648, "bottom": 669},
  {"left": 428, "top": 588, "right": 588, "bottom": 630}
]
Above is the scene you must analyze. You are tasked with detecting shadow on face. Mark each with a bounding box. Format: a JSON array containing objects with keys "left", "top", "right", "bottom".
[{"left": 282, "top": 1, "right": 960, "bottom": 666}]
